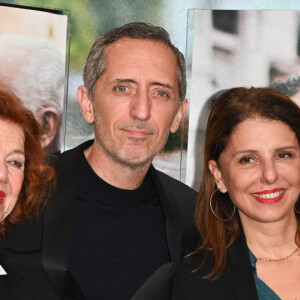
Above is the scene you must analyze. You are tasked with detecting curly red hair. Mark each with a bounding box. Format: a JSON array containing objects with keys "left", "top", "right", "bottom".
[{"left": 0, "top": 90, "right": 55, "bottom": 240}]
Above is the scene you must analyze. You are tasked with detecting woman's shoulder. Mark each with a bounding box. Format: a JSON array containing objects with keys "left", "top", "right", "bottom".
[
  {"left": 171, "top": 251, "right": 235, "bottom": 300},
  {"left": 172, "top": 234, "right": 259, "bottom": 300}
]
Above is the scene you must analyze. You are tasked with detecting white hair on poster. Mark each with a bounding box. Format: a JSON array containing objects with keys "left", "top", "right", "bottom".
[{"left": 0, "top": 4, "right": 69, "bottom": 154}]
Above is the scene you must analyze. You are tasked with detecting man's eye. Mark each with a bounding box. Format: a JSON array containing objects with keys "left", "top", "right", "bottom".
[
  {"left": 156, "top": 91, "right": 168, "bottom": 97},
  {"left": 116, "top": 85, "right": 128, "bottom": 92}
]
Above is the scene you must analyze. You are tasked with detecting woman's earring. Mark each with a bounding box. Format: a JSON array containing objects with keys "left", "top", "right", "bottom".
[{"left": 210, "top": 189, "right": 236, "bottom": 221}]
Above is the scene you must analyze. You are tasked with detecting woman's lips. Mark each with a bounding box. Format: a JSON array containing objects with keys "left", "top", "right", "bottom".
[
  {"left": 0, "top": 190, "right": 5, "bottom": 204},
  {"left": 252, "top": 188, "right": 285, "bottom": 204}
]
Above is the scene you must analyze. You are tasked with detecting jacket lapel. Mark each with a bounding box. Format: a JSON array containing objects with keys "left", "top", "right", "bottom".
[
  {"left": 132, "top": 166, "right": 183, "bottom": 299},
  {"left": 42, "top": 142, "right": 93, "bottom": 299},
  {"left": 150, "top": 166, "right": 183, "bottom": 260},
  {"left": 229, "top": 232, "right": 259, "bottom": 300}
]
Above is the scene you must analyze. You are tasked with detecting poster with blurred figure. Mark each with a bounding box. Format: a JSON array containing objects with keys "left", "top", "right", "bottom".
[
  {"left": 186, "top": 9, "right": 300, "bottom": 190},
  {"left": 0, "top": 3, "right": 69, "bottom": 154}
]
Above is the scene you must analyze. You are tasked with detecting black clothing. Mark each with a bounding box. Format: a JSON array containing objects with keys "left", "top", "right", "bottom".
[
  {"left": 69, "top": 151, "right": 170, "bottom": 299},
  {"left": 0, "top": 140, "right": 197, "bottom": 299},
  {"left": 171, "top": 232, "right": 259, "bottom": 300}
]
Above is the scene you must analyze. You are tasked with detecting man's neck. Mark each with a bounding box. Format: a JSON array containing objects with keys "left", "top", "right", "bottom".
[{"left": 84, "top": 144, "right": 151, "bottom": 190}]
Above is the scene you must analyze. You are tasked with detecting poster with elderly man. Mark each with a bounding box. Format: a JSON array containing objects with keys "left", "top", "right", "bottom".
[{"left": 0, "top": 3, "right": 68, "bottom": 154}]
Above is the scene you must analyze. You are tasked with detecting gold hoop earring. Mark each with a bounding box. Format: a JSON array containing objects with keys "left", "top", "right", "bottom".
[{"left": 209, "top": 189, "right": 236, "bottom": 222}]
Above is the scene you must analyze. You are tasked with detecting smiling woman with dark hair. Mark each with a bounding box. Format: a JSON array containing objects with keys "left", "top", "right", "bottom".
[
  {"left": 172, "top": 87, "right": 300, "bottom": 300},
  {"left": 0, "top": 89, "right": 55, "bottom": 240}
]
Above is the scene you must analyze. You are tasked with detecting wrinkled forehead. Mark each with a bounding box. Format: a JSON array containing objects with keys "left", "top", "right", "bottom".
[
  {"left": 104, "top": 37, "right": 179, "bottom": 90},
  {"left": 105, "top": 37, "right": 177, "bottom": 62}
]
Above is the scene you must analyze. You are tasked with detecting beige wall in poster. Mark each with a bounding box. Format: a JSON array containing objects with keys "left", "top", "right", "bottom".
[
  {"left": 0, "top": 5, "right": 68, "bottom": 154},
  {"left": 0, "top": 6, "right": 67, "bottom": 53}
]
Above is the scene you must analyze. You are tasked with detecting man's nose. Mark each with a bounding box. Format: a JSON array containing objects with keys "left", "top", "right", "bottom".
[{"left": 130, "top": 90, "right": 151, "bottom": 121}]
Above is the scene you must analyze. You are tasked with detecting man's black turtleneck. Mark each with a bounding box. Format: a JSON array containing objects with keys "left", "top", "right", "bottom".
[{"left": 68, "top": 151, "right": 170, "bottom": 299}]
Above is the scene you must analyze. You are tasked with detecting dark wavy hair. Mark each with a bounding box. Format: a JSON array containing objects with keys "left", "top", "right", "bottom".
[
  {"left": 195, "top": 87, "right": 300, "bottom": 278},
  {"left": 0, "top": 90, "right": 55, "bottom": 240}
]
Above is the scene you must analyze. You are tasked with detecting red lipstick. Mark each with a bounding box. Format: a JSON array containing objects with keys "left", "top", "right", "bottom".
[
  {"left": 252, "top": 188, "right": 285, "bottom": 204},
  {"left": 0, "top": 190, "right": 5, "bottom": 204}
]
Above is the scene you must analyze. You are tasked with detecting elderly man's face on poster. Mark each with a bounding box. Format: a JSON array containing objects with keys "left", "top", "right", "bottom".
[{"left": 0, "top": 5, "right": 68, "bottom": 154}]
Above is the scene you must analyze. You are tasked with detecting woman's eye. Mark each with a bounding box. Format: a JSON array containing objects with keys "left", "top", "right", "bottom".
[
  {"left": 239, "top": 156, "right": 254, "bottom": 164},
  {"left": 8, "top": 160, "right": 24, "bottom": 170},
  {"left": 278, "top": 152, "right": 292, "bottom": 159}
]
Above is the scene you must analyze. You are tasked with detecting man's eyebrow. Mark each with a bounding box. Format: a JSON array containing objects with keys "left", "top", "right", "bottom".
[
  {"left": 108, "top": 79, "right": 176, "bottom": 91},
  {"left": 150, "top": 82, "right": 175, "bottom": 90},
  {"left": 109, "top": 78, "right": 137, "bottom": 85}
]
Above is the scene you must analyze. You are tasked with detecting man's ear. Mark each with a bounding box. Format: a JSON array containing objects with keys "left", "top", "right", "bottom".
[
  {"left": 36, "top": 107, "right": 60, "bottom": 150},
  {"left": 170, "top": 98, "right": 188, "bottom": 133},
  {"left": 208, "top": 160, "right": 227, "bottom": 193},
  {"left": 77, "top": 85, "right": 94, "bottom": 124}
]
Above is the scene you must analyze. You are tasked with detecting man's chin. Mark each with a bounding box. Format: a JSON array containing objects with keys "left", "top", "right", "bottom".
[{"left": 114, "top": 153, "right": 154, "bottom": 169}]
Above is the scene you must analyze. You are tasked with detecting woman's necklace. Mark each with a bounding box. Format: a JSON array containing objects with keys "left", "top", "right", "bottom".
[{"left": 257, "top": 247, "right": 299, "bottom": 262}]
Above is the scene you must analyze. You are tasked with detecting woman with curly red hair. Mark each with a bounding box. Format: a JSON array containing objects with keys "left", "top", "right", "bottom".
[{"left": 0, "top": 89, "right": 55, "bottom": 240}]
